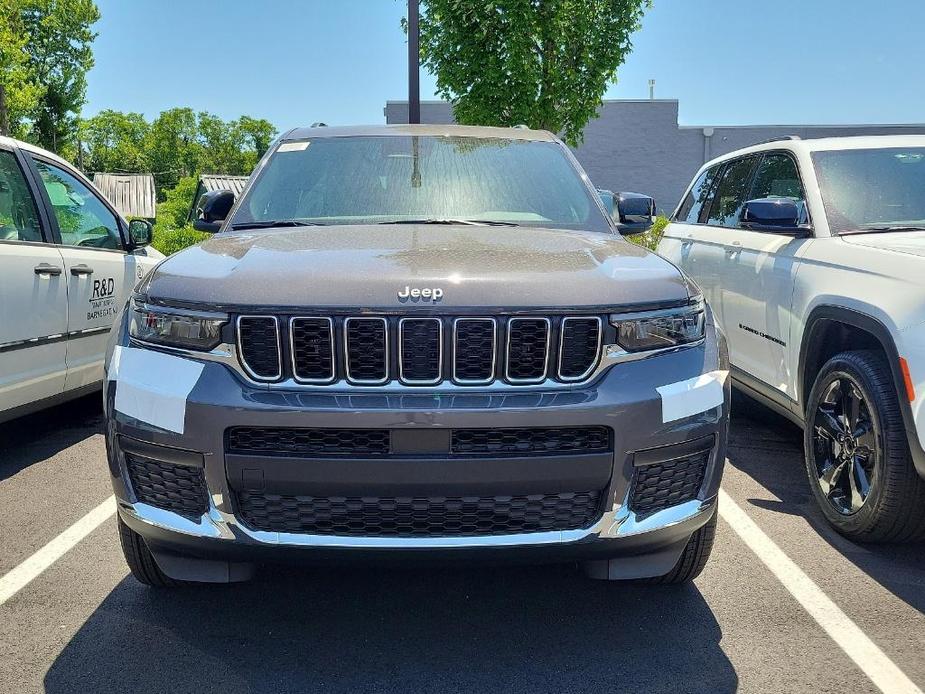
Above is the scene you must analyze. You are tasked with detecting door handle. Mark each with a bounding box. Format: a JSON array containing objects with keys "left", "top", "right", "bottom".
[
  {"left": 34, "top": 263, "right": 62, "bottom": 276},
  {"left": 70, "top": 264, "right": 94, "bottom": 276}
]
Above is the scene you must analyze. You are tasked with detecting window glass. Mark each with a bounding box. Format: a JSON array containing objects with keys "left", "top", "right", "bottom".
[
  {"left": 232, "top": 135, "right": 612, "bottom": 233},
  {"left": 751, "top": 153, "right": 804, "bottom": 201},
  {"left": 33, "top": 159, "right": 122, "bottom": 250},
  {"left": 813, "top": 147, "right": 925, "bottom": 234},
  {"left": 707, "top": 156, "right": 759, "bottom": 227},
  {"left": 676, "top": 165, "right": 723, "bottom": 224},
  {"left": 0, "top": 151, "right": 43, "bottom": 243}
]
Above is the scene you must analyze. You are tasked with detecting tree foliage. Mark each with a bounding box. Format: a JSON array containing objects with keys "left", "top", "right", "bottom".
[
  {"left": 414, "top": 0, "right": 650, "bottom": 145},
  {"left": 150, "top": 176, "right": 210, "bottom": 255},
  {"left": 0, "top": 0, "right": 43, "bottom": 137},
  {"left": 79, "top": 108, "right": 277, "bottom": 196}
]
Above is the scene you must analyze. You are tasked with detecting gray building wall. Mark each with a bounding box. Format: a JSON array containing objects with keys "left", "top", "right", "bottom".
[{"left": 385, "top": 100, "right": 925, "bottom": 214}]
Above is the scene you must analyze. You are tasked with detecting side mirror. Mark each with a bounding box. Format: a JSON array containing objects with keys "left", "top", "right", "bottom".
[
  {"left": 741, "top": 198, "right": 809, "bottom": 236},
  {"left": 127, "top": 219, "right": 153, "bottom": 247},
  {"left": 192, "top": 189, "right": 235, "bottom": 233},
  {"left": 615, "top": 192, "right": 655, "bottom": 236}
]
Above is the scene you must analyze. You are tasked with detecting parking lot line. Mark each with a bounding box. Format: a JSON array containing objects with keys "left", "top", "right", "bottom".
[
  {"left": 0, "top": 496, "right": 115, "bottom": 608},
  {"left": 718, "top": 489, "right": 922, "bottom": 694}
]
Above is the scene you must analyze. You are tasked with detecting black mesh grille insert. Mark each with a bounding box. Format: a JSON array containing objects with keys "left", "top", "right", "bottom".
[
  {"left": 559, "top": 318, "right": 602, "bottom": 380},
  {"left": 506, "top": 318, "right": 550, "bottom": 382},
  {"left": 235, "top": 490, "right": 603, "bottom": 536},
  {"left": 291, "top": 318, "right": 334, "bottom": 382},
  {"left": 238, "top": 316, "right": 280, "bottom": 380},
  {"left": 345, "top": 318, "right": 388, "bottom": 383},
  {"left": 400, "top": 318, "right": 441, "bottom": 383},
  {"left": 454, "top": 319, "right": 495, "bottom": 382},
  {"left": 227, "top": 427, "right": 391, "bottom": 457},
  {"left": 630, "top": 452, "right": 709, "bottom": 515},
  {"left": 125, "top": 455, "right": 208, "bottom": 519},
  {"left": 452, "top": 427, "right": 611, "bottom": 456}
]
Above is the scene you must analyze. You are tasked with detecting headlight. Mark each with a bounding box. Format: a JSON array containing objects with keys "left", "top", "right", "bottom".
[
  {"left": 610, "top": 300, "right": 705, "bottom": 352},
  {"left": 128, "top": 298, "right": 227, "bottom": 350}
]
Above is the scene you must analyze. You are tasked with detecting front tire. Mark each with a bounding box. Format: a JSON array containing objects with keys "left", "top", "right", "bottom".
[
  {"left": 804, "top": 350, "right": 925, "bottom": 542},
  {"left": 646, "top": 508, "right": 717, "bottom": 584},
  {"left": 117, "top": 516, "right": 185, "bottom": 587}
]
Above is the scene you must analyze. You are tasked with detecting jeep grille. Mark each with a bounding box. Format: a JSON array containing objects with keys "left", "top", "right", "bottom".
[{"left": 236, "top": 314, "right": 604, "bottom": 386}]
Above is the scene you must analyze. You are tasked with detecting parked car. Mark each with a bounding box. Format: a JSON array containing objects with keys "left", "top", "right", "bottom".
[
  {"left": 106, "top": 124, "right": 729, "bottom": 587},
  {"left": 658, "top": 134, "right": 925, "bottom": 542},
  {"left": 0, "top": 136, "right": 162, "bottom": 424}
]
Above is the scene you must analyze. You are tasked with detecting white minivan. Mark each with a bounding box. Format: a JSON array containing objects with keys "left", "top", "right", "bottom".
[{"left": 0, "top": 136, "right": 163, "bottom": 423}]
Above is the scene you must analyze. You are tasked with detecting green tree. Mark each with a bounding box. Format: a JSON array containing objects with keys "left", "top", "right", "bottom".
[
  {"left": 20, "top": 0, "right": 100, "bottom": 154},
  {"left": 144, "top": 107, "right": 200, "bottom": 192},
  {"left": 414, "top": 0, "right": 650, "bottom": 145},
  {"left": 0, "top": 0, "right": 43, "bottom": 137},
  {"left": 150, "top": 176, "right": 209, "bottom": 255},
  {"left": 79, "top": 109, "right": 149, "bottom": 172}
]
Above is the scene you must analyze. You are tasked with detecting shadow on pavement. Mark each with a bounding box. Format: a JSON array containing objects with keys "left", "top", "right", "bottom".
[
  {"left": 45, "top": 564, "right": 737, "bottom": 694},
  {"left": 727, "top": 391, "right": 925, "bottom": 614},
  {"left": 0, "top": 393, "right": 103, "bottom": 483}
]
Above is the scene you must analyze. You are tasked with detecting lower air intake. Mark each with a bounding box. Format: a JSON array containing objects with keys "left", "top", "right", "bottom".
[
  {"left": 235, "top": 490, "right": 603, "bottom": 536},
  {"left": 630, "top": 451, "right": 709, "bottom": 516},
  {"left": 125, "top": 455, "right": 208, "bottom": 519}
]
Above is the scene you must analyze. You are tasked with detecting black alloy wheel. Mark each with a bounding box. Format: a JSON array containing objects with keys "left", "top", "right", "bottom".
[{"left": 811, "top": 375, "right": 878, "bottom": 515}]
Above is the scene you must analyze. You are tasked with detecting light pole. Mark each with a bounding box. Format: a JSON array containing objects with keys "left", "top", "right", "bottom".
[{"left": 408, "top": 0, "right": 420, "bottom": 124}]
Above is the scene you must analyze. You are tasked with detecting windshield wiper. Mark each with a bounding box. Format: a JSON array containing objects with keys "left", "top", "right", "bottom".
[
  {"left": 842, "top": 225, "right": 925, "bottom": 235},
  {"left": 230, "top": 220, "right": 327, "bottom": 230},
  {"left": 376, "top": 218, "right": 521, "bottom": 227}
]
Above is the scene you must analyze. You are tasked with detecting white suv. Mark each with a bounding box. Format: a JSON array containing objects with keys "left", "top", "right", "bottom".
[
  {"left": 0, "top": 136, "right": 163, "bottom": 423},
  {"left": 658, "top": 135, "right": 925, "bottom": 542}
]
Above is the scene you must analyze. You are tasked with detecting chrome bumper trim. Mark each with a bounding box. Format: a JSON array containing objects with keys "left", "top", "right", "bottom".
[{"left": 120, "top": 492, "right": 716, "bottom": 549}]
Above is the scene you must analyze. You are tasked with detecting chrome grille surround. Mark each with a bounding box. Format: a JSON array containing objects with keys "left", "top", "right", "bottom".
[
  {"left": 343, "top": 317, "right": 390, "bottom": 385},
  {"left": 289, "top": 316, "right": 336, "bottom": 384},
  {"left": 558, "top": 316, "right": 603, "bottom": 382},
  {"left": 398, "top": 317, "right": 443, "bottom": 385},
  {"left": 236, "top": 315, "right": 282, "bottom": 382},
  {"left": 505, "top": 317, "right": 552, "bottom": 384},
  {"left": 452, "top": 317, "right": 497, "bottom": 385}
]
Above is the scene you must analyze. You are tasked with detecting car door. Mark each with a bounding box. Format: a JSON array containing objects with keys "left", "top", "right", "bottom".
[
  {"left": 0, "top": 144, "right": 69, "bottom": 416},
  {"left": 659, "top": 162, "right": 726, "bottom": 309},
  {"left": 715, "top": 151, "right": 813, "bottom": 400},
  {"left": 28, "top": 155, "right": 143, "bottom": 392}
]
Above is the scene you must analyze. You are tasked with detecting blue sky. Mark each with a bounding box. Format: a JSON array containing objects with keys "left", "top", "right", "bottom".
[{"left": 85, "top": 0, "right": 925, "bottom": 133}]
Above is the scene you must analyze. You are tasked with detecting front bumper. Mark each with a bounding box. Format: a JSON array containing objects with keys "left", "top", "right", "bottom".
[{"left": 104, "top": 314, "right": 730, "bottom": 580}]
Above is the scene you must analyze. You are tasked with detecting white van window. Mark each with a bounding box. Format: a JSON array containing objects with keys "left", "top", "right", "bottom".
[
  {"left": 0, "top": 151, "right": 43, "bottom": 243},
  {"left": 33, "top": 159, "right": 123, "bottom": 250}
]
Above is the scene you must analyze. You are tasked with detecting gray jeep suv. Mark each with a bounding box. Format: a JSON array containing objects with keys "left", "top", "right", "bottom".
[{"left": 104, "top": 124, "right": 729, "bottom": 586}]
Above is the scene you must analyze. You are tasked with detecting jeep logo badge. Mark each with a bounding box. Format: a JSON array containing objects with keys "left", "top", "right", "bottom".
[{"left": 397, "top": 286, "right": 444, "bottom": 303}]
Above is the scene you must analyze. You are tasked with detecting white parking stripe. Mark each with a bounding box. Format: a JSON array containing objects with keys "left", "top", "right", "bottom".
[
  {"left": 718, "top": 489, "right": 922, "bottom": 694},
  {"left": 0, "top": 496, "right": 115, "bottom": 607}
]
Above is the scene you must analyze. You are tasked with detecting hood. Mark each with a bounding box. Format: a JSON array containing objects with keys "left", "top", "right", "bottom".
[
  {"left": 142, "top": 225, "right": 692, "bottom": 310},
  {"left": 841, "top": 230, "right": 925, "bottom": 259}
]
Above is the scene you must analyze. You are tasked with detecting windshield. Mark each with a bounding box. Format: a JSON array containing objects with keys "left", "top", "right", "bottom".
[
  {"left": 230, "top": 135, "right": 611, "bottom": 233},
  {"left": 812, "top": 147, "right": 925, "bottom": 234}
]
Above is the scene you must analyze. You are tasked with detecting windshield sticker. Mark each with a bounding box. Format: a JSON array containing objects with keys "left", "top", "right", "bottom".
[{"left": 277, "top": 141, "right": 310, "bottom": 152}]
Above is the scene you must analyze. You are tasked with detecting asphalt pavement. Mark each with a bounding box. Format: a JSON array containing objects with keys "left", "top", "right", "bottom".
[{"left": 1, "top": 392, "right": 923, "bottom": 693}]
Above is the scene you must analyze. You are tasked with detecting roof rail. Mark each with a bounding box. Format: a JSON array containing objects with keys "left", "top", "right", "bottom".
[
  {"left": 310, "top": 122, "right": 328, "bottom": 128},
  {"left": 755, "top": 135, "right": 801, "bottom": 145}
]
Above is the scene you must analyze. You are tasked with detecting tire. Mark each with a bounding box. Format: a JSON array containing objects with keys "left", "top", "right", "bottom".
[
  {"left": 646, "top": 508, "right": 717, "bottom": 584},
  {"left": 803, "top": 350, "right": 925, "bottom": 543},
  {"left": 117, "top": 515, "right": 184, "bottom": 587}
]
